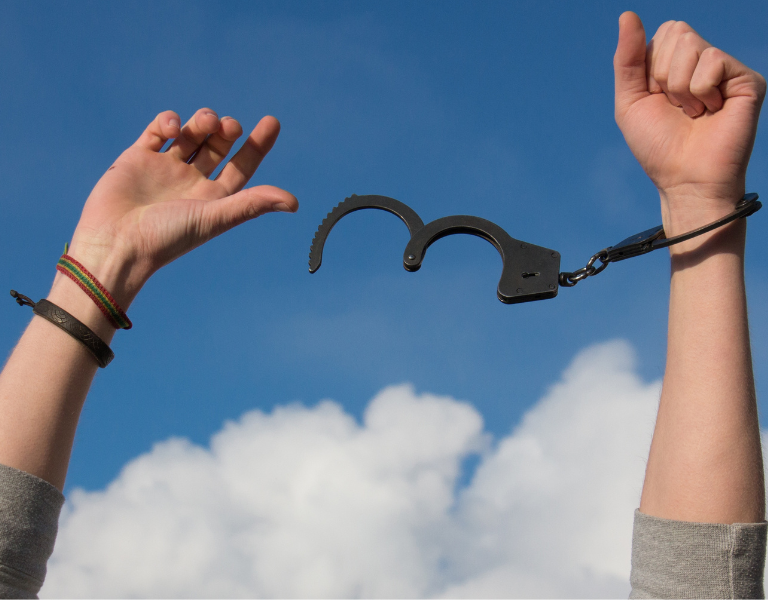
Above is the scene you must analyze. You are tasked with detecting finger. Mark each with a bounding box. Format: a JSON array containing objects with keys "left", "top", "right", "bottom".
[
  {"left": 200, "top": 185, "right": 299, "bottom": 238},
  {"left": 668, "top": 31, "right": 711, "bottom": 117},
  {"left": 134, "top": 111, "right": 181, "bottom": 151},
  {"left": 190, "top": 117, "right": 244, "bottom": 178},
  {"left": 216, "top": 116, "right": 281, "bottom": 194},
  {"left": 166, "top": 108, "right": 221, "bottom": 162},
  {"left": 691, "top": 47, "right": 766, "bottom": 112},
  {"left": 614, "top": 12, "right": 650, "bottom": 120},
  {"left": 646, "top": 20, "right": 675, "bottom": 94},
  {"left": 651, "top": 21, "right": 699, "bottom": 107},
  {"left": 648, "top": 20, "right": 678, "bottom": 100}
]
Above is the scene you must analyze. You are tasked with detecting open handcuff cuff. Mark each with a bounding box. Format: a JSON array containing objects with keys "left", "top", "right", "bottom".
[{"left": 309, "top": 193, "right": 761, "bottom": 304}]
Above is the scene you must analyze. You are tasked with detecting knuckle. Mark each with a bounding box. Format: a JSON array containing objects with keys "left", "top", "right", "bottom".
[
  {"left": 751, "top": 72, "right": 768, "bottom": 100},
  {"left": 670, "top": 20, "right": 693, "bottom": 35},
  {"left": 244, "top": 202, "right": 263, "bottom": 220},
  {"left": 700, "top": 46, "right": 723, "bottom": 62},
  {"left": 651, "top": 20, "right": 674, "bottom": 42},
  {"left": 678, "top": 31, "right": 699, "bottom": 46},
  {"left": 656, "top": 20, "right": 676, "bottom": 34}
]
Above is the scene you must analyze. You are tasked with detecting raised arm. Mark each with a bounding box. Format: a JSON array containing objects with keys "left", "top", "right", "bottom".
[
  {"left": 614, "top": 11, "right": 766, "bottom": 526},
  {"left": 0, "top": 109, "right": 298, "bottom": 491}
]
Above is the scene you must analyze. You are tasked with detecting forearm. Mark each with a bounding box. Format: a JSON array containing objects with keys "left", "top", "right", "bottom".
[
  {"left": 0, "top": 271, "right": 120, "bottom": 491},
  {"left": 0, "top": 109, "right": 296, "bottom": 495},
  {"left": 640, "top": 216, "right": 764, "bottom": 523}
]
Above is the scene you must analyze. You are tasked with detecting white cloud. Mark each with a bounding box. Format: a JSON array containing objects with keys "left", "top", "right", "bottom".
[{"left": 43, "top": 340, "right": 662, "bottom": 598}]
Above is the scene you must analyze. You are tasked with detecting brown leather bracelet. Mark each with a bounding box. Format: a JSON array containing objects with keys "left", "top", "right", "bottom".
[{"left": 10, "top": 291, "right": 114, "bottom": 368}]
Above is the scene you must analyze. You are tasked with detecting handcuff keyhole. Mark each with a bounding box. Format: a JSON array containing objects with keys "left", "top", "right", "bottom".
[{"left": 522, "top": 272, "right": 540, "bottom": 278}]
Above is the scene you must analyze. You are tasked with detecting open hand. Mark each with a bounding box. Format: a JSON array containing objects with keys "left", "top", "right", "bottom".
[
  {"left": 66, "top": 109, "right": 298, "bottom": 306},
  {"left": 614, "top": 12, "right": 765, "bottom": 237}
]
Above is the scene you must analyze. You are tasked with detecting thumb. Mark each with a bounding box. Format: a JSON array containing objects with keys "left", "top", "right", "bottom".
[
  {"left": 201, "top": 185, "right": 299, "bottom": 238},
  {"left": 614, "top": 11, "right": 649, "bottom": 119}
]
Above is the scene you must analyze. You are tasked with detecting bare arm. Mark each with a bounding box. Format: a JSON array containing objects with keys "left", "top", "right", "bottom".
[
  {"left": 0, "top": 109, "right": 298, "bottom": 491},
  {"left": 615, "top": 13, "right": 766, "bottom": 523}
]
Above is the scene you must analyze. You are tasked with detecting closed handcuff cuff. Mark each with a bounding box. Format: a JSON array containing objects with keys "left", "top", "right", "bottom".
[{"left": 309, "top": 193, "right": 761, "bottom": 304}]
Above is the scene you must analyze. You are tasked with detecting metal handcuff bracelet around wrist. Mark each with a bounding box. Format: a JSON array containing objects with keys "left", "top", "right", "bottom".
[{"left": 309, "top": 193, "right": 761, "bottom": 304}]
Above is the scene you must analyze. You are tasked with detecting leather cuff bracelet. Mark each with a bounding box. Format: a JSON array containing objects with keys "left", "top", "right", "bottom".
[{"left": 10, "top": 291, "right": 114, "bottom": 368}]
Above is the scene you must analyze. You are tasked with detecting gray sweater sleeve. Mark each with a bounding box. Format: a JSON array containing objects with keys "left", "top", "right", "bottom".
[
  {"left": 3, "top": 466, "right": 768, "bottom": 599},
  {"left": 630, "top": 508, "right": 767, "bottom": 599},
  {"left": 0, "top": 463, "right": 64, "bottom": 599}
]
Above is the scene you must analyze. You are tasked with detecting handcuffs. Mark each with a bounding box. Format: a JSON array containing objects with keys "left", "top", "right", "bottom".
[{"left": 309, "top": 193, "right": 761, "bottom": 304}]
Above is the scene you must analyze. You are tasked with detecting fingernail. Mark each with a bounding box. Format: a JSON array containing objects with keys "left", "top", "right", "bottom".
[
  {"left": 204, "top": 110, "right": 218, "bottom": 118},
  {"left": 683, "top": 105, "right": 699, "bottom": 118},
  {"left": 169, "top": 118, "right": 180, "bottom": 129},
  {"left": 274, "top": 203, "right": 292, "bottom": 212}
]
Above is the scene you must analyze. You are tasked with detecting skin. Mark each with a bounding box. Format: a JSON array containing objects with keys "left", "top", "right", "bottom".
[
  {"left": 0, "top": 12, "right": 764, "bottom": 533},
  {"left": 615, "top": 12, "right": 766, "bottom": 523},
  {"left": 0, "top": 109, "right": 297, "bottom": 490}
]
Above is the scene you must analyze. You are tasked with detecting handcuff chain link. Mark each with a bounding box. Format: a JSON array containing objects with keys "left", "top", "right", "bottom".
[
  {"left": 559, "top": 194, "right": 761, "bottom": 289},
  {"left": 558, "top": 249, "right": 609, "bottom": 287}
]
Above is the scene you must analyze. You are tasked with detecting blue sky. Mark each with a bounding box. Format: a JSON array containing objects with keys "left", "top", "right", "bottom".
[{"left": 2, "top": 0, "right": 768, "bottom": 500}]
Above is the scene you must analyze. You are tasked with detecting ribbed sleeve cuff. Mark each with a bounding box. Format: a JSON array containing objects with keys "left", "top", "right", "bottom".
[
  {"left": 0, "top": 463, "right": 64, "bottom": 599},
  {"left": 630, "top": 509, "right": 767, "bottom": 599}
]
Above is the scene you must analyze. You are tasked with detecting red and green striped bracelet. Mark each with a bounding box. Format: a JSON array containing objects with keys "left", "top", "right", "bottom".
[{"left": 56, "top": 254, "right": 132, "bottom": 330}]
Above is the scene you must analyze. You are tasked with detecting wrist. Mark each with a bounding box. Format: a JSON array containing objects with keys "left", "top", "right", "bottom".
[
  {"left": 660, "top": 185, "right": 745, "bottom": 231},
  {"left": 659, "top": 185, "right": 748, "bottom": 256},
  {"left": 49, "top": 234, "right": 147, "bottom": 335},
  {"left": 46, "top": 275, "right": 118, "bottom": 344},
  {"left": 668, "top": 217, "right": 746, "bottom": 271},
  {"left": 65, "top": 236, "right": 150, "bottom": 310}
]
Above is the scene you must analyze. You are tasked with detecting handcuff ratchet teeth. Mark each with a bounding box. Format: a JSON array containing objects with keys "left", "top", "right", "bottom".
[
  {"left": 309, "top": 194, "right": 560, "bottom": 304},
  {"left": 309, "top": 193, "right": 760, "bottom": 303}
]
